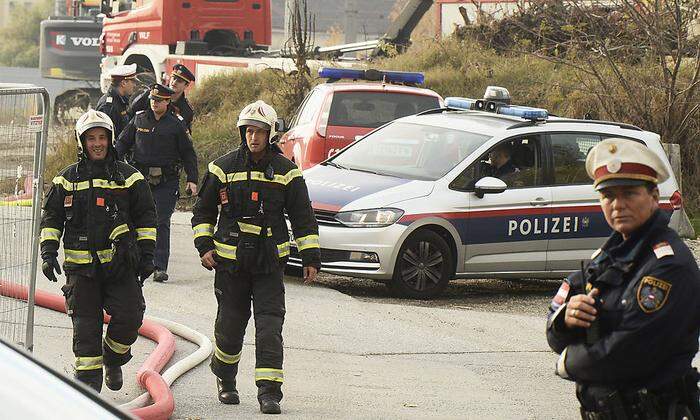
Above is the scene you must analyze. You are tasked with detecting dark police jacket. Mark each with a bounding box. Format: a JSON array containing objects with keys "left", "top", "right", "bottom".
[
  {"left": 130, "top": 89, "right": 194, "bottom": 133},
  {"left": 191, "top": 147, "right": 321, "bottom": 271},
  {"left": 116, "top": 109, "right": 198, "bottom": 184},
  {"left": 547, "top": 210, "right": 700, "bottom": 394},
  {"left": 96, "top": 87, "right": 130, "bottom": 138},
  {"left": 39, "top": 157, "right": 157, "bottom": 277}
]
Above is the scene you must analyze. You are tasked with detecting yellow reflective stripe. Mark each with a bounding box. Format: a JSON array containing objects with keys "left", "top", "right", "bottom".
[
  {"left": 214, "top": 240, "right": 237, "bottom": 260},
  {"left": 52, "top": 172, "right": 144, "bottom": 191},
  {"left": 40, "top": 227, "right": 62, "bottom": 242},
  {"left": 214, "top": 345, "right": 241, "bottom": 364},
  {"left": 277, "top": 241, "right": 290, "bottom": 258},
  {"left": 136, "top": 227, "right": 157, "bottom": 241},
  {"left": 109, "top": 223, "right": 129, "bottom": 241},
  {"left": 255, "top": 368, "right": 284, "bottom": 383},
  {"left": 104, "top": 336, "right": 130, "bottom": 354},
  {"left": 223, "top": 168, "right": 302, "bottom": 186},
  {"left": 193, "top": 223, "right": 215, "bottom": 239},
  {"left": 237, "top": 222, "right": 272, "bottom": 236},
  {"left": 295, "top": 234, "right": 320, "bottom": 251},
  {"left": 75, "top": 355, "right": 103, "bottom": 371},
  {"left": 97, "top": 249, "right": 114, "bottom": 263},
  {"left": 64, "top": 249, "right": 92, "bottom": 264},
  {"left": 208, "top": 162, "right": 227, "bottom": 183}
]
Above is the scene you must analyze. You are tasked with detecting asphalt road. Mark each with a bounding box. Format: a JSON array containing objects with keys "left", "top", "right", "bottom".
[{"left": 19, "top": 211, "right": 584, "bottom": 419}]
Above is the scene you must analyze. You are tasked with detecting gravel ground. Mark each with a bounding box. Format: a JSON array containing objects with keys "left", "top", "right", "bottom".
[{"left": 314, "top": 238, "right": 700, "bottom": 316}]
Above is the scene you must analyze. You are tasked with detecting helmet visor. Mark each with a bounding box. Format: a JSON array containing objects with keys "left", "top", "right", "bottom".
[{"left": 239, "top": 119, "right": 271, "bottom": 131}]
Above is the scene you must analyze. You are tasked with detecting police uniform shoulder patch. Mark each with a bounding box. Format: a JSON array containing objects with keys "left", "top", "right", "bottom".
[
  {"left": 106, "top": 96, "right": 113, "bottom": 103},
  {"left": 551, "top": 281, "right": 570, "bottom": 310},
  {"left": 177, "top": 114, "right": 184, "bottom": 121},
  {"left": 637, "top": 276, "right": 672, "bottom": 313},
  {"left": 653, "top": 241, "right": 674, "bottom": 259},
  {"left": 591, "top": 248, "right": 602, "bottom": 259}
]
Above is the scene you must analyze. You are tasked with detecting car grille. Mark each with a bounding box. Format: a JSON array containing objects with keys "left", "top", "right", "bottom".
[{"left": 313, "top": 209, "right": 342, "bottom": 226}]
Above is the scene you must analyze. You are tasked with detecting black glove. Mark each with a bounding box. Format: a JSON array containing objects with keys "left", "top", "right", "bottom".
[
  {"left": 137, "top": 258, "right": 155, "bottom": 285},
  {"left": 41, "top": 256, "right": 62, "bottom": 282}
]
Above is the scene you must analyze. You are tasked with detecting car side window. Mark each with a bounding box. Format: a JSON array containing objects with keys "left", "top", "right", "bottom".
[
  {"left": 295, "top": 89, "right": 325, "bottom": 126},
  {"left": 450, "top": 136, "right": 544, "bottom": 191},
  {"left": 550, "top": 133, "right": 602, "bottom": 185}
]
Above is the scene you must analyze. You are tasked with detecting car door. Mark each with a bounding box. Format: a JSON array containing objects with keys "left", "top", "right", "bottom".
[
  {"left": 279, "top": 88, "right": 327, "bottom": 168},
  {"left": 450, "top": 135, "right": 551, "bottom": 274},
  {"left": 545, "top": 132, "right": 611, "bottom": 271}
]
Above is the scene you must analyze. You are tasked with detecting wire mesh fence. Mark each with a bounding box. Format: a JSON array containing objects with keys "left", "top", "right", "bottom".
[{"left": 0, "top": 87, "right": 49, "bottom": 350}]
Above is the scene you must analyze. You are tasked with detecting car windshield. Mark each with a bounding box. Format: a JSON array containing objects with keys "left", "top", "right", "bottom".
[
  {"left": 328, "top": 92, "right": 440, "bottom": 128},
  {"left": 329, "top": 122, "right": 491, "bottom": 181}
]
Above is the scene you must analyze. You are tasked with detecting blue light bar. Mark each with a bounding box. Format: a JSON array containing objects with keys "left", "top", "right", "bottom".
[
  {"left": 497, "top": 105, "right": 548, "bottom": 120},
  {"left": 445, "top": 97, "right": 477, "bottom": 110},
  {"left": 318, "top": 67, "right": 425, "bottom": 84}
]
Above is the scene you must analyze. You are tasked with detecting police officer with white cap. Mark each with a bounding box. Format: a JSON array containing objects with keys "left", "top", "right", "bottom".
[
  {"left": 547, "top": 138, "right": 700, "bottom": 419},
  {"left": 96, "top": 63, "right": 138, "bottom": 138}
]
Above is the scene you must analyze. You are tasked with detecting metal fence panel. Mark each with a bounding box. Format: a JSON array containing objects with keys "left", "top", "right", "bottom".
[{"left": 0, "top": 87, "right": 50, "bottom": 351}]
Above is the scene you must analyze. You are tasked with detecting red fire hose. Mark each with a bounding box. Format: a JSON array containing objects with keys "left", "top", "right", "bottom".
[{"left": 0, "top": 281, "right": 176, "bottom": 419}]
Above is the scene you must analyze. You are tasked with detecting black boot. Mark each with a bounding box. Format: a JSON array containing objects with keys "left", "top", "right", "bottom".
[
  {"left": 259, "top": 399, "right": 281, "bottom": 415},
  {"left": 75, "top": 370, "right": 102, "bottom": 393},
  {"left": 104, "top": 365, "right": 123, "bottom": 391},
  {"left": 217, "top": 378, "right": 239, "bottom": 404}
]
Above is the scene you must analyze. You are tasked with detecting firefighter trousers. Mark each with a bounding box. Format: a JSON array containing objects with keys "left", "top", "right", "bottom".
[
  {"left": 61, "top": 271, "right": 145, "bottom": 382},
  {"left": 210, "top": 265, "right": 286, "bottom": 402}
]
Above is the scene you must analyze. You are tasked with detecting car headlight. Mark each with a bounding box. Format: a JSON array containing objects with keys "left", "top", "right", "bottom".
[{"left": 334, "top": 208, "right": 404, "bottom": 228}]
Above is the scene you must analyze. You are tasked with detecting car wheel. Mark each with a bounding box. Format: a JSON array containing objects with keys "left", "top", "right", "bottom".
[{"left": 390, "top": 230, "right": 453, "bottom": 299}]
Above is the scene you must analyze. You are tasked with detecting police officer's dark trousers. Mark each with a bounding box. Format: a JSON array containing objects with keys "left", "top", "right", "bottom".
[
  {"left": 210, "top": 264, "right": 286, "bottom": 403},
  {"left": 150, "top": 178, "right": 179, "bottom": 271},
  {"left": 62, "top": 267, "right": 145, "bottom": 387}
]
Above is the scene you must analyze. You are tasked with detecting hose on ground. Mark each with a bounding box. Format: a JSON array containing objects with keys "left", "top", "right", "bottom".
[{"left": 121, "top": 316, "right": 213, "bottom": 411}]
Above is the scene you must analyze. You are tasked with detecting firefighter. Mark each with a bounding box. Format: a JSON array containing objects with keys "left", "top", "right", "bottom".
[
  {"left": 547, "top": 138, "right": 700, "bottom": 419},
  {"left": 191, "top": 100, "right": 320, "bottom": 414},
  {"left": 96, "top": 63, "right": 138, "bottom": 138},
  {"left": 116, "top": 83, "right": 198, "bottom": 283},
  {"left": 39, "top": 109, "right": 157, "bottom": 392},
  {"left": 130, "top": 64, "right": 195, "bottom": 133}
]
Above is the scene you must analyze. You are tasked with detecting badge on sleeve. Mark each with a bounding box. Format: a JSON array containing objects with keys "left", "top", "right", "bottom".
[
  {"left": 653, "top": 241, "right": 674, "bottom": 259},
  {"left": 637, "top": 276, "right": 671, "bottom": 313},
  {"left": 551, "top": 281, "right": 570, "bottom": 310},
  {"left": 64, "top": 195, "right": 73, "bottom": 208}
]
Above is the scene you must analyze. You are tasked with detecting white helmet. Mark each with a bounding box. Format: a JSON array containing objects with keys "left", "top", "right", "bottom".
[
  {"left": 237, "top": 100, "right": 279, "bottom": 143},
  {"left": 75, "top": 109, "right": 114, "bottom": 155}
]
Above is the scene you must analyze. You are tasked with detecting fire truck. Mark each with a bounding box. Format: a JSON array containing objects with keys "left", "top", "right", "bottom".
[{"left": 97, "top": 0, "right": 437, "bottom": 91}]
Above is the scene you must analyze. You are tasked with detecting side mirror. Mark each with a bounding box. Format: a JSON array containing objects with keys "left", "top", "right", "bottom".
[
  {"left": 276, "top": 117, "right": 287, "bottom": 133},
  {"left": 473, "top": 177, "right": 507, "bottom": 198}
]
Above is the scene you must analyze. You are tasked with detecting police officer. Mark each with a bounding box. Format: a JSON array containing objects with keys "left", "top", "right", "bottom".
[
  {"left": 116, "top": 83, "right": 198, "bottom": 283},
  {"left": 547, "top": 138, "right": 700, "bottom": 419},
  {"left": 191, "top": 100, "right": 320, "bottom": 414},
  {"left": 96, "top": 63, "right": 138, "bottom": 138},
  {"left": 130, "top": 64, "right": 195, "bottom": 133},
  {"left": 39, "top": 110, "right": 157, "bottom": 392}
]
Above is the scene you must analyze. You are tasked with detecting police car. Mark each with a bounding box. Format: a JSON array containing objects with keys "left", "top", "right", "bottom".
[{"left": 287, "top": 87, "right": 686, "bottom": 299}]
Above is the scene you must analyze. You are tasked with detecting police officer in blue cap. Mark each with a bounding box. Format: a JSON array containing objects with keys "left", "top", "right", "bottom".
[
  {"left": 116, "top": 83, "right": 198, "bottom": 283},
  {"left": 130, "top": 64, "right": 195, "bottom": 133},
  {"left": 547, "top": 138, "right": 700, "bottom": 420}
]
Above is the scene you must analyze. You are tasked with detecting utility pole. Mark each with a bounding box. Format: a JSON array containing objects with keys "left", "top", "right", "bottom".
[{"left": 344, "top": 0, "right": 358, "bottom": 44}]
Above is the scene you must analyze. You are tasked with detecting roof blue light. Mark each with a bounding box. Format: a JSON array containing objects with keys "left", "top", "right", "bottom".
[
  {"left": 318, "top": 67, "right": 425, "bottom": 84},
  {"left": 497, "top": 105, "right": 548, "bottom": 120},
  {"left": 445, "top": 97, "right": 477, "bottom": 110}
]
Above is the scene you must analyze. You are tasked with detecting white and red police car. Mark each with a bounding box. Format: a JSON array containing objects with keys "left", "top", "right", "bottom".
[{"left": 287, "top": 87, "right": 687, "bottom": 299}]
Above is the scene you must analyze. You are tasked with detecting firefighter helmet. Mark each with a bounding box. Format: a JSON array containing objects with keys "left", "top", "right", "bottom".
[
  {"left": 237, "top": 100, "right": 279, "bottom": 143},
  {"left": 75, "top": 109, "right": 114, "bottom": 156}
]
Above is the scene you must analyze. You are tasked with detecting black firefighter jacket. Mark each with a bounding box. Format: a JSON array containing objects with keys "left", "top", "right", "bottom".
[
  {"left": 546, "top": 210, "right": 700, "bottom": 391},
  {"left": 40, "top": 158, "right": 157, "bottom": 277},
  {"left": 191, "top": 147, "right": 321, "bottom": 271}
]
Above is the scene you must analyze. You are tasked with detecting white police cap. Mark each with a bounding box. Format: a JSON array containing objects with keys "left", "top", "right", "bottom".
[
  {"left": 110, "top": 63, "right": 137, "bottom": 79},
  {"left": 585, "top": 138, "right": 669, "bottom": 191}
]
